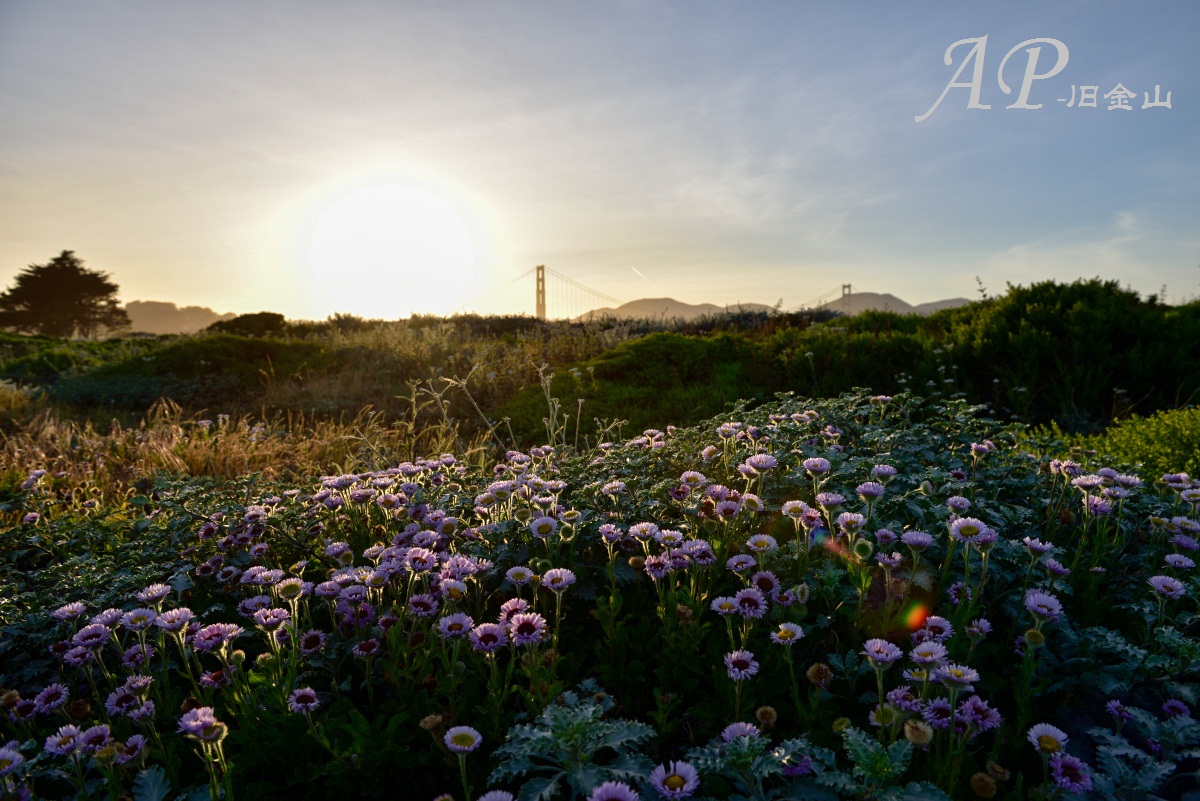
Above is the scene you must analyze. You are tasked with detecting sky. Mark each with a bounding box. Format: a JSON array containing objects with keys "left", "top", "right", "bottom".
[{"left": 1, "top": 1, "right": 1197, "bottom": 320}]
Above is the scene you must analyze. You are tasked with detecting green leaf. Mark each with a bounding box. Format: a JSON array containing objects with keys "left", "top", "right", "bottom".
[
  {"left": 518, "top": 774, "right": 563, "bottom": 801},
  {"left": 132, "top": 766, "right": 171, "bottom": 801}
]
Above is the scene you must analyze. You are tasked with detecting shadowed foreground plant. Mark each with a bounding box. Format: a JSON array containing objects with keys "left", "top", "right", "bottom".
[{"left": 488, "top": 680, "right": 654, "bottom": 800}]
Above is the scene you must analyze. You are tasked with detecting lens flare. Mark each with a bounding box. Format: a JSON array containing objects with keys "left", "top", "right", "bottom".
[{"left": 904, "top": 602, "right": 929, "bottom": 631}]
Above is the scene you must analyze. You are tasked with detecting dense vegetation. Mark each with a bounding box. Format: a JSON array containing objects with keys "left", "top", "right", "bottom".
[{"left": 0, "top": 278, "right": 1198, "bottom": 800}]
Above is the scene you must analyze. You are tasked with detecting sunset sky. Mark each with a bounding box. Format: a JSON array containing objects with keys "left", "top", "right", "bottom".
[{"left": 1, "top": 1, "right": 1197, "bottom": 320}]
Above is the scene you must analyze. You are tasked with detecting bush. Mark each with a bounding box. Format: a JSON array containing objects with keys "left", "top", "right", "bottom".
[{"left": 1065, "top": 406, "right": 1200, "bottom": 478}]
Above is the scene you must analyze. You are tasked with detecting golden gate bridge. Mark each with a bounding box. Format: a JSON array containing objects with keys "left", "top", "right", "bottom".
[{"left": 467, "top": 265, "right": 853, "bottom": 320}]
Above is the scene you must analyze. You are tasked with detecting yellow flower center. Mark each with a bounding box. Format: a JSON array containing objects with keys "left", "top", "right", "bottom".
[
  {"left": 451, "top": 733, "right": 476, "bottom": 748},
  {"left": 776, "top": 629, "right": 795, "bottom": 641},
  {"left": 1037, "top": 735, "right": 1061, "bottom": 753},
  {"left": 665, "top": 775, "right": 686, "bottom": 791}
]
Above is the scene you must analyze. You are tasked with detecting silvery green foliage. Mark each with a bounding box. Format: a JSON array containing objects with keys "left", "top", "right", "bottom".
[
  {"left": 813, "top": 727, "right": 950, "bottom": 801},
  {"left": 685, "top": 733, "right": 837, "bottom": 801},
  {"left": 489, "top": 679, "right": 655, "bottom": 801},
  {"left": 1088, "top": 707, "right": 1200, "bottom": 800}
]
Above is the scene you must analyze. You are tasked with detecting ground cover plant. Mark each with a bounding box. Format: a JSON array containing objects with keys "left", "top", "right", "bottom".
[{"left": 2, "top": 389, "right": 1198, "bottom": 800}]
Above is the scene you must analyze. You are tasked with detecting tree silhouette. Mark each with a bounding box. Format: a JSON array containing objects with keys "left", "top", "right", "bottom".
[{"left": 0, "top": 251, "right": 131, "bottom": 338}]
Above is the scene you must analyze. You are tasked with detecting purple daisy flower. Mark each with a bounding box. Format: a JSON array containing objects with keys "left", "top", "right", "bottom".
[
  {"left": 154, "top": 607, "right": 195, "bottom": 632},
  {"left": 34, "top": 683, "right": 69, "bottom": 714},
  {"left": 782, "top": 500, "right": 810, "bottom": 518},
  {"left": 588, "top": 782, "right": 639, "bottom": 801},
  {"left": 714, "top": 499, "right": 741, "bottom": 519},
  {"left": 192, "top": 623, "right": 243, "bottom": 652},
  {"left": 299, "top": 629, "right": 326, "bottom": 655},
  {"left": 734, "top": 588, "right": 767, "bottom": 619},
  {"left": 770, "top": 622, "right": 804, "bottom": 645},
  {"left": 816, "top": 492, "right": 845, "bottom": 510},
  {"left": 887, "top": 686, "right": 923, "bottom": 713},
  {"left": 751, "top": 571, "right": 779, "bottom": 595},
  {"left": 901, "top": 530, "right": 933, "bottom": 550},
  {"left": 51, "top": 602, "right": 87, "bottom": 621},
  {"left": 1148, "top": 575, "right": 1186, "bottom": 599},
  {"left": 721, "top": 722, "right": 761, "bottom": 741},
  {"left": 44, "top": 724, "right": 81, "bottom": 755},
  {"left": 857, "top": 481, "right": 885, "bottom": 500},
  {"left": 910, "top": 641, "right": 947, "bottom": 665},
  {"left": 1106, "top": 699, "right": 1135, "bottom": 722},
  {"left": 179, "top": 707, "right": 227, "bottom": 744},
  {"left": 542, "top": 568, "right": 577, "bottom": 591},
  {"left": 629, "top": 522, "right": 660, "bottom": 541},
  {"left": 922, "top": 698, "right": 953, "bottom": 730},
  {"left": 78, "top": 724, "right": 111, "bottom": 753},
  {"left": 1025, "top": 590, "right": 1063, "bottom": 622},
  {"left": 1049, "top": 753, "right": 1092, "bottom": 793},
  {"left": 862, "top": 638, "right": 903, "bottom": 665},
  {"left": 351, "top": 638, "right": 380, "bottom": 659},
  {"left": 745, "top": 534, "right": 777, "bottom": 553},
  {"left": 649, "top": 760, "right": 700, "bottom": 799},
  {"left": 287, "top": 687, "right": 320, "bottom": 714},
  {"left": 1022, "top": 536, "right": 1053, "bottom": 555},
  {"left": 726, "top": 554, "right": 756, "bottom": 574},
  {"left": 836, "top": 512, "right": 865, "bottom": 535},
  {"left": 407, "top": 593, "right": 440, "bottom": 618},
  {"left": 710, "top": 596, "right": 738, "bottom": 616},
  {"left": 948, "top": 517, "right": 985, "bottom": 543},
  {"left": 470, "top": 622, "right": 509, "bottom": 653},
  {"left": 958, "top": 695, "right": 1001, "bottom": 733},
  {"left": 966, "top": 618, "right": 992, "bottom": 639},
  {"left": 803, "top": 457, "right": 831, "bottom": 475},
  {"left": 1027, "top": 723, "right": 1069, "bottom": 754},
  {"left": 0, "top": 747, "right": 24, "bottom": 775},
  {"left": 724, "top": 650, "right": 759, "bottom": 680},
  {"left": 1163, "top": 699, "right": 1190, "bottom": 718},
  {"left": 437, "top": 612, "right": 475, "bottom": 640},
  {"left": 498, "top": 597, "right": 529, "bottom": 623},
  {"left": 253, "top": 607, "right": 290, "bottom": 630},
  {"left": 933, "top": 663, "right": 979, "bottom": 692},
  {"left": 872, "top": 464, "right": 897, "bottom": 481},
  {"left": 1045, "top": 559, "right": 1070, "bottom": 577},
  {"left": 71, "top": 623, "right": 111, "bottom": 649},
  {"left": 444, "top": 725, "right": 483, "bottom": 753},
  {"left": 644, "top": 555, "right": 672, "bottom": 580},
  {"left": 509, "top": 612, "right": 549, "bottom": 646}
]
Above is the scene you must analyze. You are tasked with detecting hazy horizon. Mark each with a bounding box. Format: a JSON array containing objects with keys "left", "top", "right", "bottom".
[{"left": 2, "top": 2, "right": 1197, "bottom": 320}]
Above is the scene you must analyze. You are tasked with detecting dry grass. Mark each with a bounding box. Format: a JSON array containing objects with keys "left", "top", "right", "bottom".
[{"left": 0, "top": 398, "right": 492, "bottom": 499}]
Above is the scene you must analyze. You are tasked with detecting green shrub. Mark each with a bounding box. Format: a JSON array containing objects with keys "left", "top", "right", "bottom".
[{"left": 1066, "top": 406, "right": 1200, "bottom": 477}]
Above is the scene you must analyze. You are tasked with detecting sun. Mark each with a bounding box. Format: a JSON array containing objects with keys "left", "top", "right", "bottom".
[{"left": 305, "top": 184, "right": 480, "bottom": 319}]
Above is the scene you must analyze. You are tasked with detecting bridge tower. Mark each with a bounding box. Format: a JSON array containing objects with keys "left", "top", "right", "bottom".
[{"left": 536, "top": 264, "right": 546, "bottom": 321}]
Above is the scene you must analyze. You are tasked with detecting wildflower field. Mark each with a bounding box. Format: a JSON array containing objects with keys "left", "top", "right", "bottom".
[{"left": 2, "top": 388, "right": 1198, "bottom": 801}]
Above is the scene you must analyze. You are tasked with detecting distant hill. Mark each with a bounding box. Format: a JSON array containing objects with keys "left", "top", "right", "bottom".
[
  {"left": 580, "top": 294, "right": 970, "bottom": 320},
  {"left": 580, "top": 298, "right": 775, "bottom": 321},
  {"left": 816, "top": 292, "right": 971, "bottom": 316},
  {"left": 125, "top": 301, "right": 236, "bottom": 334},
  {"left": 912, "top": 297, "right": 973, "bottom": 315}
]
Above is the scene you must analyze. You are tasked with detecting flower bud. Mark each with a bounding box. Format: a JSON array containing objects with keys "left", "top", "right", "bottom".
[
  {"left": 806, "top": 662, "right": 833, "bottom": 689},
  {"left": 970, "top": 772, "right": 997, "bottom": 798},
  {"left": 904, "top": 719, "right": 934, "bottom": 746}
]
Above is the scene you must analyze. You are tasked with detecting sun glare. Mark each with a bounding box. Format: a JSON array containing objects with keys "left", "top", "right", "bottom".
[{"left": 305, "top": 184, "right": 480, "bottom": 319}]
